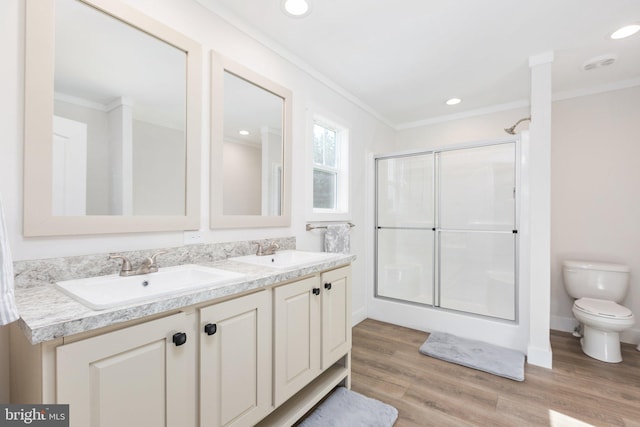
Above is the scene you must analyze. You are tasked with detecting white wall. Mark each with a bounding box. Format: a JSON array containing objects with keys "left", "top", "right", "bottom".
[
  {"left": 393, "top": 107, "right": 531, "bottom": 150},
  {"left": 133, "top": 120, "right": 186, "bottom": 215},
  {"left": 0, "top": 0, "right": 395, "bottom": 401},
  {"left": 223, "top": 142, "right": 262, "bottom": 215},
  {"left": 551, "top": 86, "right": 640, "bottom": 344}
]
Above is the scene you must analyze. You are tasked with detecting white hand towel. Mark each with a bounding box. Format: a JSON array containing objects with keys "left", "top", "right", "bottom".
[
  {"left": 0, "top": 196, "right": 19, "bottom": 325},
  {"left": 324, "top": 224, "right": 351, "bottom": 254}
]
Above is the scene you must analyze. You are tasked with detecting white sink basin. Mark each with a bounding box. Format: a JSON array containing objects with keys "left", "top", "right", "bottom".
[
  {"left": 230, "top": 250, "right": 340, "bottom": 270},
  {"left": 55, "top": 264, "right": 246, "bottom": 310}
]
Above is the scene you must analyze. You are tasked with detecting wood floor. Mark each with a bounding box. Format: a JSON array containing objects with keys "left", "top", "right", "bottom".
[{"left": 351, "top": 319, "right": 640, "bottom": 427}]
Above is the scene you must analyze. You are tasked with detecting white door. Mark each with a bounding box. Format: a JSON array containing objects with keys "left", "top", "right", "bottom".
[
  {"left": 321, "top": 266, "right": 351, "bottom": 370},
  {"left": 56, "top": 312, "right": 194, "bottom": 427},
  {"left": 52, "top": 115, "right": 87, "bottom": 215},
  {"left": 200, "top": 291, "right": 272, "bottom": 427},
  {"left": 273, "top": 276, "right": 321, "bottom": 406}
]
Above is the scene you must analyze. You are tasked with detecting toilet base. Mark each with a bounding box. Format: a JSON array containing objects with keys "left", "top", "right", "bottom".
[{"left": 580, "top": 325, "right": 622, "bottom": 363}]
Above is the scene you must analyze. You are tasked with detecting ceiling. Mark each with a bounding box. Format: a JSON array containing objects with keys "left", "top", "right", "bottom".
[
  {"left": 56, "top": 0, "right": 186, "bottom": 129},
  {"left": 195, "top": 0, "right": 640, "bottom": 128}
]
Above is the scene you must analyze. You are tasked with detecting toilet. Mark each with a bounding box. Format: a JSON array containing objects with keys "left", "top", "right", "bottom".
[{"left": 562, "top": 260, "right": 635, "bottom": 363}]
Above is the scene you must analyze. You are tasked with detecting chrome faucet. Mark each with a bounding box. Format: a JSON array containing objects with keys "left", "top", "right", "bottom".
[
  {"left": 252, "top": 241, "right": 279, "bottom": 256},
  {"left": 109, "top": 250, "right": 168, "bottom": 276}
]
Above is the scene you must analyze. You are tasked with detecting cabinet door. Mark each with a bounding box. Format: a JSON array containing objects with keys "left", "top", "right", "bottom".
[
  {"left": 273, "top": 276, "right": 321, "bottom": 407},
  {"left": 56, "top": 312, "right": 194, "bottom": 427},
  {"left": 200, "top": 290, "right": 272, "bottom": 427},
  {"left": 321, "top": 265, "right": 352, "bottom": 369}
]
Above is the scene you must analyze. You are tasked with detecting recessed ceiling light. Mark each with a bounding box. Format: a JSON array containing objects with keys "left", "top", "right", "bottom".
[
  {"left": 446, "top": 98, "right": 461, "bottom": 106},
  {"left": 281, "top": 0, "right": 311, "bottom": 17},
  {"left": 239, "top": 130, "right": 250, "bottom": 136},
  {"left": 611, "top": 24, "right": 640, "bottom": 39}
]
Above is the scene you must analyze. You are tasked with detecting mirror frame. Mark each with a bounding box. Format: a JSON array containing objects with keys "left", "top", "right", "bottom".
[
  {"left": 210, "top": 52, "right": 292, "bottom": 228},
  {"left": 23, "top": 0, "right": 202, "bottom": 236}
]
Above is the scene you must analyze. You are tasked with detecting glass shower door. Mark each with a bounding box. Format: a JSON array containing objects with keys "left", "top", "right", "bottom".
[
  {"left": 437, "top": 143, "right": 516, "bottom": 320},
  {"left": 376, "top": 154, "right": 434, "bottom": 305}
]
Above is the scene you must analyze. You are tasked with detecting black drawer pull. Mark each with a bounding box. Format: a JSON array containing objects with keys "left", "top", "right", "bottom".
[
  {"left": 324, "top": 282, "right": 332, "bottom": 290},
  {"left": 312, "top": 288, "right": 320, "bottom": 296},
  {"left": 172, "top": 332, "right": 187, "bottom": 346},
  {"left": 204, "top": 323, "right": 217, "bottom": 336}
]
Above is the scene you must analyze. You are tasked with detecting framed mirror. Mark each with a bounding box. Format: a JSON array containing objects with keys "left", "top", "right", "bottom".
[
  {"left": 24, "top": 0, "right": 202, "bottom": 236},
  {"left": 210, "top": 53, "right": 292, "bottom": 228}
]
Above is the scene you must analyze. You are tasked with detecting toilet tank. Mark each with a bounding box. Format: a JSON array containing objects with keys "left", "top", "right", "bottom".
[{"left": 562, "top": 260, "right": 630, "bottom": 302}]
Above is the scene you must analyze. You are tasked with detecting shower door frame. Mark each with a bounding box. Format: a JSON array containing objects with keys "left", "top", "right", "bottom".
[{"left": 374, "top": 136, "right": 521, "bottom": 323}]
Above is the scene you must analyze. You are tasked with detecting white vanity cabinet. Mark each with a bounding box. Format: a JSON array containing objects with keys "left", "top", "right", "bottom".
[
  {"left": 199, "top": 290, "right": 272, "bottom": 427},
  {"left": 11, "top": 262, "right": 353, "bottom": 427},
  {"left": 273, "top": 265, "right": 352, "bottom": 407},
  {"left": 56, "top": 311, "right": 197, "bottom": 427}
]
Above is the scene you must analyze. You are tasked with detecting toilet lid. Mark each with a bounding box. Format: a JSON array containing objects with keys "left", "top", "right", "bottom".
[{"left": 574, "top": 297, "right": 633, "bottom": 318}]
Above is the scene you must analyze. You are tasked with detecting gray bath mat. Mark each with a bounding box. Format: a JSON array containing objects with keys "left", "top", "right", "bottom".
[
  {"left": 420, "top": 332, "right": 525, "bottom": 381},
  {"left": 299, "top": 387, "right": 398, "bottom": 427}
]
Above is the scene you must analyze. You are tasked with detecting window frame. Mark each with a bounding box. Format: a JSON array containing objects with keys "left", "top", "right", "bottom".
[{"left": 308, "top": 114, "right": 350, "bottom": 221}]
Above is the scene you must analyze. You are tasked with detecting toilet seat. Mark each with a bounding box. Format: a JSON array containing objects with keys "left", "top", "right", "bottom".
[{"left": 574, "top": 297, "right": 633, "bottom": 319}]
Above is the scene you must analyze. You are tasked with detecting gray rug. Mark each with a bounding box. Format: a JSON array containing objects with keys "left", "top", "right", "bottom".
[
  {"left": 419, "top": 332, "right": 525, "bottom": 381},
  {"left": 299, "top": 387, "right": 398, "bottom": 427}
]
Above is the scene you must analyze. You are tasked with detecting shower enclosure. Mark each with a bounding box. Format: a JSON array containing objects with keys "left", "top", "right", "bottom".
[{"left": 375, "top": 140, "right": 518, "bottom": 321}]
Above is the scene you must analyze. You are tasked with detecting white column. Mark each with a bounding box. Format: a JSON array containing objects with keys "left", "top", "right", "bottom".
[
  {"left": 260, "top": 126, "right": 282, "bottom": 216},
  {"left": 107, "top": 97, "right": 134, "bottom": 215},
  {"left": 527, "top": 51, "right": 554, "bottom": 368}
]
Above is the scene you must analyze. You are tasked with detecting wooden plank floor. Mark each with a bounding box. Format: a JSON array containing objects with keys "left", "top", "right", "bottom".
[{"left": 351, "top": 319, "right": 640, "bottom": 427}]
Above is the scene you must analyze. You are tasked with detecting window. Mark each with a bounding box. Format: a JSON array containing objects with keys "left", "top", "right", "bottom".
[{"left": 312, "top": 118, "right": 349, "bottom": 216}]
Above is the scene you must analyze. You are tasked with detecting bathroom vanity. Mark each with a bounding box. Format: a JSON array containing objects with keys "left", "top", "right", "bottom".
[{"left": 10, "top": 251, "right": 353, "bottom": 427}]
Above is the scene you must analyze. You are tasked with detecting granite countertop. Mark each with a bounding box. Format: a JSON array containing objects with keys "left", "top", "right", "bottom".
[{"left": 14, "top": 253, "right": 355, "bottom": 345}]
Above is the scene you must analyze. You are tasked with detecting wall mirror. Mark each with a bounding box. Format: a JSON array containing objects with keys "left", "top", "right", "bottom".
[
  {"left": 24, "top": 0, "right": 202, "bottom": 236},
  {"left": 210, "top": 53, "right": 292, "bottom": 228}
]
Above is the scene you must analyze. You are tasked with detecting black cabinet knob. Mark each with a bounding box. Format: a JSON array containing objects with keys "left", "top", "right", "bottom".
[
  {"left": 324, "top": 282, "right": 332, "bottom": 290},
  {"left": 172, "top": 332, "right": 187, "bottom": 346},
  {"left": 312, "top": 288, "right": 320, "bottom": 295},
  {"left": 204, "top": 323, "right": 217, "bottom": 336}
]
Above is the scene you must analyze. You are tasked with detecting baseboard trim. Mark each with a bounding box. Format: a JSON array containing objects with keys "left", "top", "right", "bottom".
[
  {"left": 550, "top": 315, "right": 577, "bottom": 333},
  {"left": 352, "top": 307, "right": 367, "bottom": 327},
  {"left": 552, "top": 314, "right": 639, "bottom": 345},
  {"left": 621, "top": 327, "right": 640, "bottom": 346},
  {"left": 527, "top": 344, "right": 553, "bottom": 369}
]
